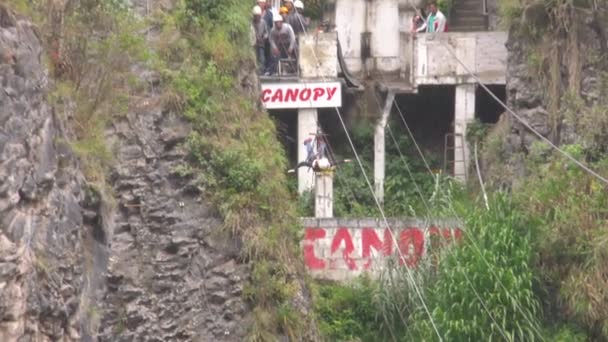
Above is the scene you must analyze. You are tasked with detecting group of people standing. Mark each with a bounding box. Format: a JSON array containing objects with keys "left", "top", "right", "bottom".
[
  {"left": 251, "top": 0, "right": 310, "bottom": 76},
  {"left": 411, "top": 1, "right": 447, "bottom": 33}
]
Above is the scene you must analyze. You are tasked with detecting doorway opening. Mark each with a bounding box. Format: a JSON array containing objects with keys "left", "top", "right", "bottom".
[
  {"left": 268, "top": 109, "right": 298, "bottom": 167},
  {"left": 394, "top": 85, "right": 455, "bottom": 172},
  {"left": 475, "top": 84, "right": 506, "bottom": 124}
]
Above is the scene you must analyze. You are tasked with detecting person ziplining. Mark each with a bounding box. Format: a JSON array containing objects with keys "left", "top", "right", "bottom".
[{"left": 288, "top": 133, "right": 352, "bottom": 174}]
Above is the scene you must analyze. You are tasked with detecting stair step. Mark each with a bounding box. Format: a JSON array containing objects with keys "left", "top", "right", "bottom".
[
  {"left": 452, "top": 9, "right": 484, "bottom": 16},
  {"left": 450, "top": 14, "right": 486, "bottom": 20},
  {"left": 452, "top": 2, "right": 483, "bottom": 10},
  {"left": 450, "top": 17, "right": 487, "bottom": 25},
  {"left": 449, "top": 24, "right": 487, "bottom": 32},
  {"left": 453, "top": 0, "right": 483, "bottom": 5}
]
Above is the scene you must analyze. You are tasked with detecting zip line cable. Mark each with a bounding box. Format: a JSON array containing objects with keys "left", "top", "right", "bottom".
[
  {"left": 376, "top": 12, "right": 548, "bottom": 338},
  {"left": 438, "top": 37, "right": 608, "bottom": 185},
  {"left": 357, "top": 10, "right": 548, "bottom": 338},
  {"left": 371, "top": 87, "right": 511, "bottom": 341},
  {"left": 392, "top": 101, "right": 434, "bottom": 175},
  {"left": 290, "top": 14, "right": 444, "bottom": 341},
  {"left": 387, "top": 121, "right": 511, "bottom": 342},
  {"left": 387, "top": 123, "right": 432, "bottom": 215},
  {"left": 333, "top": 106, "right": 444, "bottom": 341}
]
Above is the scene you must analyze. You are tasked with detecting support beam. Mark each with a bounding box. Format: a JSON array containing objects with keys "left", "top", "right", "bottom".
[
  {"left": 298, "top": 108, "right": 318, "bottom": 194},
  {"left": 374, "top": 91, "right": 395, "bottom": 204},
  {"left": 315, "top": 171, "right": 334, "bottom": 218},
  {"left": 453, "top": 84, "right": 476, "bottom": 182}
]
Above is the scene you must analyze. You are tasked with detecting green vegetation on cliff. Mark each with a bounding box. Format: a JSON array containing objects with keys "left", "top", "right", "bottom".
[
  {"left": 8, "top": 0, "right": 316, "bottom": 340},
  {"left": 155, "top": 1, "right": 316, "bottom": 340}
]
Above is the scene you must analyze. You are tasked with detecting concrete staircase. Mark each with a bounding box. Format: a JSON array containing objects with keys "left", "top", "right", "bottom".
[{"left": 448, "top": 0, "right": 487, "bottom": 32}]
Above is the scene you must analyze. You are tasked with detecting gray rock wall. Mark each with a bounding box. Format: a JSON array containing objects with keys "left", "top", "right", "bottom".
[
  {"left": 504, "top": 6, "right": 608, "bottom": 162},
  {"left": 98, "top": 81, "right": 249, "bottom": 342},
  {"left": 0, "top": 3, "right": 251, "bottom": 341},
  {"left": 0, "top": 9, "right": 103, "bottom": 341}
]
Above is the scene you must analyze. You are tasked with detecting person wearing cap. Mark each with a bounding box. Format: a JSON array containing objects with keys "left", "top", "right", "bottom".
[
  {"left": 251, "top": 5, "right": 268, "bottom": 73},
  {"left": 279, "top": 6, "right": 289, "bottom": 21},
  {"left": 256, "top": 0, "right": 274, "bottom": 73},
  {"left": 292, "top": 137, "right": 318, "bottom": 171},
  {"left": 288, "top": 136, "right": 352, "bottom": 173},
  {"left": 257, "top": 0, "right": 273, "bottom": 29},
  {"left": 267, "top": 15, "right": 296, "bottom": 75},
  {"left": 283, "top": 0, "right": 294, "bottom": 13},
  {"left": 289, "top": 0, "right": 307, "bottom": 35},
  {"left": 416, "top": 2, "right": 446, "bottom": 33}
]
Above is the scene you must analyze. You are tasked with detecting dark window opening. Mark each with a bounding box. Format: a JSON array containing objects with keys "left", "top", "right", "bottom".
[
  {"left": 475, "top": 84, "right": 506, "bottom": 124},
  {"left": 268, "top": 109, "right": 298, "bottom": 167},
  {"left": 394, "top": 85, "right": 455, "bottom": 171}
]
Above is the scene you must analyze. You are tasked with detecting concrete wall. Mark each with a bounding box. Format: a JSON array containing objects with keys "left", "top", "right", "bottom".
[
  {"left": 414, "top": 31, "right": 508, "bottom": 85},
  {"left": 335, "top": 0, "right": 365, "bottom": 73},
  {"left": 301, "top": 217, "right": 462, "bottom": 281},
  {"left": 369, "top": 0, "right": 401, "bottom": 72},
  {"left": 333, "top": 0, "right": 422, "bottom": 75},
  {"left": 299, "top": 32, "right": 338, "bottom": 79}
]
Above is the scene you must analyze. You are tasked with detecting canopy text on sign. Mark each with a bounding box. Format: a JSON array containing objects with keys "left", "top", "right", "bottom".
[{"left": 261, "top": 82, "right": 342, "bottom": 109}]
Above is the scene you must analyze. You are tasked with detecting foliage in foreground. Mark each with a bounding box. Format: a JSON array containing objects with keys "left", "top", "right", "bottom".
[
  {"left": 407, "top": 195, "right": 543, "bottom": 341},
  {"left": 314, "top": 277, "right": 385, "bottom": 341},
  {"left": 515, "top": 145, "right": 608, "bottom": 340},
  {"left": 312, "top": 194, "right": 548, "bottom": 341}
]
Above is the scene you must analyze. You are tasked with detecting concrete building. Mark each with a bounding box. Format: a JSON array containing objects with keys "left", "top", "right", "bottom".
[{"left": 260, "top": 0, "right": 507, "bottom": 212}]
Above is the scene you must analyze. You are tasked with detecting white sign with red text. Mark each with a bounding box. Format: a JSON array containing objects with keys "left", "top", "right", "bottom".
[{"left": 261, "top": 82, "right": 342, "bottom": 109}]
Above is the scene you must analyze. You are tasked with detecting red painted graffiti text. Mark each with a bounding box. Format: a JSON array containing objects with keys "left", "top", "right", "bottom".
[{"left": 303, "top": 227, "right": 462, "bottom": 272}]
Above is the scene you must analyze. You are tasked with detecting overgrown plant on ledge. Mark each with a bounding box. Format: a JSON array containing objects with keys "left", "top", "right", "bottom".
[{"left": 11, "top": 0, "right": 150, "bottom": 189}]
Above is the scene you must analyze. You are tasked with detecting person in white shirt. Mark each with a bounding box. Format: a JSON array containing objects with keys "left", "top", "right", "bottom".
[
  {"left": 267, "top": 15, "right": 296, "bottom": 75},
  {"left": 416, "top": 2, "right": 447, "bottom": 33}
]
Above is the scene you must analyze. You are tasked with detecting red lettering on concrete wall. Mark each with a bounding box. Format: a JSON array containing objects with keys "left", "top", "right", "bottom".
[
  {"left": 330, "top": 228, "right": 357, "bottom": 270},
  {"left": 398, "top": 228, "right": 424, "bottom": 267},
  {"left": 302, "top": 226, "right": 462, "bottom": 275},
  {"left": 362, "top": 228, "right": 393, "bottom": 269},
  {"left": 303, "top": 228, "right": 326, "bottom": 270}
]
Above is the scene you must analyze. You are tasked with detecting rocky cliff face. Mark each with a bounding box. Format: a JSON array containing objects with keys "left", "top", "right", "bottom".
[
  {"left": 98, "top": 65, "right": 249, "bottom": 342},
  {"left": 503, "top": 3, "right": 607, "bottom": 166},
  {"left": 0, "top": 8, "right": 102, "bottom": 341},
  {"left": 0, "top": 5, "right": 251, "bottom": 341}
]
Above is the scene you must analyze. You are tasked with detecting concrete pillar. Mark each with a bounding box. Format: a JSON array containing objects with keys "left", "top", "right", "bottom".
[
  {"left": 454, "top": 84, "right": 476, "bottom": 181},
  {"left": 370, "top": 0, "right": 401, "bottom": 72},
  {"left": 399, "top": 10, "right": 415, "bottom": 80},
  {"left": 298, "top": 108, "right": 318, "bottom": 193},
  {"left": 315, "top": 171, "right": 333, "bottom": 218},
  {"left": 335, "top": 0, "right": 366, "bottom": 74},
  {"left": 374, "top": 91, "right": 395, "bottom": 203}
]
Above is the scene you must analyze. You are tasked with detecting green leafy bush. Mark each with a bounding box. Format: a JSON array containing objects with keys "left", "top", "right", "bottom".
[
  {"left": 516, "top": 147, "right": 608, "bottom": 339},
  {"left": 314, "top": 277, "right": 387, "bottom": 342},
  {"left": 408, "top": 194, "right": 544, "bottom": 341},
  {"left": 330, "top": 118, "right": 447, "bottom": 218}
]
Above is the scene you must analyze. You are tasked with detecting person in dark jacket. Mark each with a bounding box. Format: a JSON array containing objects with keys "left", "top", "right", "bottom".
[
  {"left": 290, "top": 0, "right": 308, "bottom": 34},
  {"left": 257, "top": 0, "right": 273, "bottom": 29},
  {"left": 251, "top": 5, "right": 268, "bottom": 73},
  {"left": 257, "top": 0, "right": 273, "bottom": 73}
]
